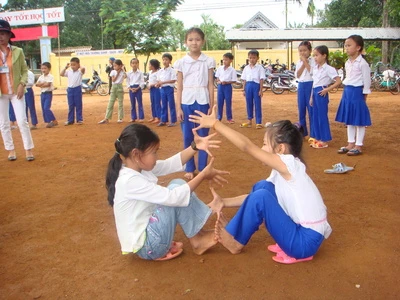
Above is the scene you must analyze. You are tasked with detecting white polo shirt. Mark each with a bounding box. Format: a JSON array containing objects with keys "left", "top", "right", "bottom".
[
  {"left": 241, "top": 64, "right": 266, "bottom": 84},
  {"left": 312, "top": 63, "right": 338, "bottom": 88},
  {"left": 37, "top": 74, "right": 54, "bottom": 92},
  {"left": 295, "top": 57, "right": 315, "bottom": 82},
  {"left": 215, "top": 65, "right": 237, "bottom": 83},
  {"left": 26, "top": 70, "right": 35, "bottom": 88},
  {"left": 63, "top": 69, "right": 84, "bottom": 88},
  {"left": 343, "top": 55, "right": 371, "bottom": 94},
  {"left": 126, "top": 69, "right": 145, "bottom": 88},
  {"left": 174, "top": 53, "right": 215, "bottom": 105},
  {"left": 157, "top": 66, "right": 177, "bottom": 88}
]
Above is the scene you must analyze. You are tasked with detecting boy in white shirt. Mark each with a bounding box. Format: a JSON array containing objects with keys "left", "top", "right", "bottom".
[
  {"left": 156, "top": 53, "right": 177, "bottom": 127},
  {"left": 36, "top": 62, "right": 58, "bottom": 128},
  {"left": 215, "top": 53, "right": 237, "bottom": 124},
  {"left": 126, "top": 58, "right": 145, "bottom": 122},
  {"left": 60, "top": 57, "right": 85, "bottom": 125}
]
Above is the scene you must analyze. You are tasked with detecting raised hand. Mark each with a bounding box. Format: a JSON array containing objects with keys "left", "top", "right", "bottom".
[
  {"left": 207, "top": 187, "right": 224, "bottom": 216},
  {"left": 192, "top": 129, "right": 221, "bottom": 157},
  {"left": 189, "top": 105, "right": 218, "bottom": 129},
  {"left": 201, "top": 157, "right": 229, "bottom": 187}
]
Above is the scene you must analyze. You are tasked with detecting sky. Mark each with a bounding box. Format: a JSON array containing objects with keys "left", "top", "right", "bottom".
[{"left": 172, "top": 0, "right": 333, "bottom": 30}]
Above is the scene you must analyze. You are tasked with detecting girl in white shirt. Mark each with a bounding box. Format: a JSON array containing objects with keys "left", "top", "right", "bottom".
[
  {"left": 335, "top": 35, "right": 371, "bottom": 156},
  {"left": 98, "top": 59, "right": 126, "bottom": 124},
  {"left": 190, "top": 107, "right": 332, "bottom": 264},
  {"left": 310, "top": 46, "right": 341, "bottom": 149},
  {"left": 147, "top": 59, "right": 161, "bottom": 124},
  {"left": 174, "top": 27, "right": 215, "bottom": 180},
  {"left": 106, "top": 123, "right": 228, "bottom": 261},
  {"left": 295, "top": 41, "right": 315, "bottom": 140}
]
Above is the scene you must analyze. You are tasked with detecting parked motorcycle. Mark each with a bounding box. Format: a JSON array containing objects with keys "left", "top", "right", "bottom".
[
  {"left": 82, "top": 70, "right": 109, "bottom": 96},
  {"left": 270, "top": 72, "right": 298, "bottom": 94}
]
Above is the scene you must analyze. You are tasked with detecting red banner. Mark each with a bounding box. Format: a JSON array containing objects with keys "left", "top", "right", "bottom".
[{"left": 12, "top": 25, "right": 58, "bottom": 42}]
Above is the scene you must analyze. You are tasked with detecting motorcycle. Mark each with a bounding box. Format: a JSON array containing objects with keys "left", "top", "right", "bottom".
[
  {"left": 82, "top": 70, "right": 109, "bottom": 96},
  {"left": 270, "top": 72, "right": 298, "bottom": 94}
]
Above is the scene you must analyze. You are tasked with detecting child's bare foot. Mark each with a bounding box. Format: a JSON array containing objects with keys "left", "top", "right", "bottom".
[
  {"left": 216, "top": 215, "right": 244, "bottom": 254},
  {"left": 189, "top": 229, "right": 218, "bottom": 255},
  {"left": 184, "top": 172, "right": 194, "bottom": 180}
]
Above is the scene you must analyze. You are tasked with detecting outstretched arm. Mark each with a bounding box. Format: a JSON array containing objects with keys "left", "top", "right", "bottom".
[{"left": 189, "top": 106, "right": 289, "bottom": 176}]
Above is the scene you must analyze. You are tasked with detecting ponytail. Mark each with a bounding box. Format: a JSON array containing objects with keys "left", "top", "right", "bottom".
[{"left": 105, "top": 124, "right": 160, "bottom": 206}]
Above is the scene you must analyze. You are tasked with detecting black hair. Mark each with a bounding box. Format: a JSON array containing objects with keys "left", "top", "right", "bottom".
[
  {"left": 185, "top": 27, "right": 205, "bottom": 41},
  {"left": 105, "top": 124, "right": 160, "bottom": 206},
  {"left": 346, "top": 35, "right": 367, "bottom": 61},
  {"left": 314, "top": 45, "right": 330, "bottom": 64},
  {"left": 149, "top": 59, "right": 160, "bottom": 70},
  {"left": 162, "top": 53, "right": 173, "bottom": 61},
  {"left": 41, "top": 62, "right": 51, "bottom": 69},
  {"left": 130, "top": 58, "right": 139, "bottom": 64},
  {"left": 248, "top": 49, "right": 259, "bottom": 58},
  {"left": 223, "top": 52, "right": 234, "bottom": 60},
  {"left": 114, "top": 59, "right": 123, "bottom": 66},
  {"left": 299, "top": 40, "right": 312, "bottom": 51},
  {"left": 70, "top": 57, "right": 80, "bottom": 64},
  {"left": 265, "top": 120, "right": 304, "bottom": 163}
]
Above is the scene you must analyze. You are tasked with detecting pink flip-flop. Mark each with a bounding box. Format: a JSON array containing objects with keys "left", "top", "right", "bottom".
[
  {"left": 267, "top": 243, "right": 282, "bottom": 253},
  {"left": 155, "top": 248, "right": 183, "bottom": 261},
  {"left": 272, "top": 254, "right": 313, "bottom": 264}
]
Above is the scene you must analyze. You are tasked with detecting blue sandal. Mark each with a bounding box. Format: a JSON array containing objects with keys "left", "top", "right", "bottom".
[{"left": 347, "top": 148, "right": 362, "bottom": 156}]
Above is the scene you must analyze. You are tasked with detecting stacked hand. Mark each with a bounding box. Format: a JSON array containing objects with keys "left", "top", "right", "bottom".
[
  {"left": 189, "top": 105, "right": 218, "bottom": 129},
  {"left": 201, "top": 157, "right": 229, "bottom": 187},
  {"left": 192, "top": 129, "right": 220, "bottom": 157}
]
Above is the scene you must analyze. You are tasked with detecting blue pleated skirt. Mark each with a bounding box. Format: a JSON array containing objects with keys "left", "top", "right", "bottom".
[{"left": 335, "top": 85, "right": 371, "bottom": 126}]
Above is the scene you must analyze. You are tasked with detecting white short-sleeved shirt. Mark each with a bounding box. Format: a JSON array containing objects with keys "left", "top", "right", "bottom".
[
  {"left": 26, "top": 70, "right": 35, "bottom": 88},
  {"left": 267, "top": 154, "right": 332, "bottom": 239},
  {"left": 63, "top": 69, "right": 84, "bottom": 88},
  {"left": 215, "top": 65, "right": 237, "bottom": 83},
  {"left": 343, "top": 55, "right": 371, "bottom": 94},
  {"left": 157, "top": 66, "right": 177, "bottom": 88},
  {"left": 174, "top": 53, "right": 215, "bottom": 105},
  {"left": 37, "top": 74, "right": 54, "bottom": 92},
  {"left": 241, "top": 64, "right": 266, "bottom": 84},
  {"left": 113, "top": 153, "right": 191, "bottom": 253},
  {"left": 110, "top": 70, "right": 125, "bottom": 85},
  {"left": 126, "top": 69, "right": 145, "bottom": 88},
  {"left": 312, "top": 63, "right": 338, "bottom": 88},
  {"left": 148, "top": 70, "right": 159, "bottom": 87},
  {"left": 295, "top": 57, "right": 315, "bottom": 82}
]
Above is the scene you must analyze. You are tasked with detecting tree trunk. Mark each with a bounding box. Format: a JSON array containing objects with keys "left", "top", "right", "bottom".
[{"left": 382, "top": 0, "right": 389, "bottom": 64}]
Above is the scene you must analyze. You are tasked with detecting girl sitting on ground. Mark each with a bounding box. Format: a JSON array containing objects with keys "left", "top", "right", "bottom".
[
  {"left": 106, "top": 123, "right": 229, "bottom": 261},
  {"left": 190, "top": 107, "right": 332, "bottom": 264}
]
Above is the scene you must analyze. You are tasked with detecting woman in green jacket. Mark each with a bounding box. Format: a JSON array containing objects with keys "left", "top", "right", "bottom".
[{"left": 0, "top": 20, "right": 34, "bottom": 161}]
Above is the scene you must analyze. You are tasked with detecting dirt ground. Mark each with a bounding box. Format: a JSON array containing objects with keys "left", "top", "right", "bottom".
[{"left": 0, "top": 87, "right": 399, "bottom": 300}]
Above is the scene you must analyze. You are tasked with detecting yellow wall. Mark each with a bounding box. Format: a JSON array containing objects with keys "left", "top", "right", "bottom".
[{"left": 50, "top": 48, "right": 343, "bottom": 88}]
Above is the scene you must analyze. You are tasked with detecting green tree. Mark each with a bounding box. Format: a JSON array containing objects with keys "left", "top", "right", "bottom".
[
  {"left": 197, "top": 14, "right": 230, "bottom": 51},
  {"left": 100, "top": 0, "right": 182, "bottom": 70},
  {"left": 165, "top": 19, "right": 186, "bottom": 51}
]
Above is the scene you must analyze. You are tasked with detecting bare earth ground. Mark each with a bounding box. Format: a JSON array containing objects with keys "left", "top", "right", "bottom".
[{"left": 0, "top": 87, "right": 399, "bottom": 300}]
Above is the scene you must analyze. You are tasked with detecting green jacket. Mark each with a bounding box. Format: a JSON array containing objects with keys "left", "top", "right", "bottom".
[
  {"left": 0, "top": 46, "right": 28, "bottom": 96},
  {"left": 12, "top": 46, "right": 28, "bottom": 93}
]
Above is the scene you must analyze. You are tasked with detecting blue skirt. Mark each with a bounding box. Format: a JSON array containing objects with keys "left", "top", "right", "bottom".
[{"left": 335, "top": 86, "right": 371, "bottom": 126}]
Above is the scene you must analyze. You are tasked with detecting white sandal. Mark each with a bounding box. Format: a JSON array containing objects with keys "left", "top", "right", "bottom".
[{"left": 324, "top": 162, "right": 355, "bottom": 174}]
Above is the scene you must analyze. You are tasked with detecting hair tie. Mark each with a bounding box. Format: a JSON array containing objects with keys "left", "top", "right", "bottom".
[
  {"left": 116, "top": 138, "right": 120, "bottom": 143},
  {"left": 115, "top": 151, "right": 121, "bottom": 155}
]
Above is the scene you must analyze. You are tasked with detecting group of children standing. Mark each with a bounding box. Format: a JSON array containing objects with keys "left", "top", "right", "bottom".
[{"left": 295, "top": 35, "right": 371, "bottom": 156}]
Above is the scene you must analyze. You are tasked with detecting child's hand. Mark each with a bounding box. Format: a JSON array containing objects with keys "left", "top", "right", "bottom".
[
  {"left": 193, "top": 129, "right": 221, "bottom": 157},
  {"left": 259, "top": 90, "right": 263, "bottom": 97},
  {"left": 318, "top": 88, "right": 328, "bottom": 96},
  {"left": 207, "top": 187, "right": 224, "bottom": 216},
  {"left": 189, "top": 105, "right": 218, "bottom": 129},
  {"left": 309, "top": 98, "right": 313, "bottom": 107},
  {"left": 65, "top": 63, "right": 70, "bottom": 69},
  {"left": 177, "top": 109, "right": 184, "bottom": 122},
  {"left": 202, "top": 157, "right": 229, "bottom": 187}
]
